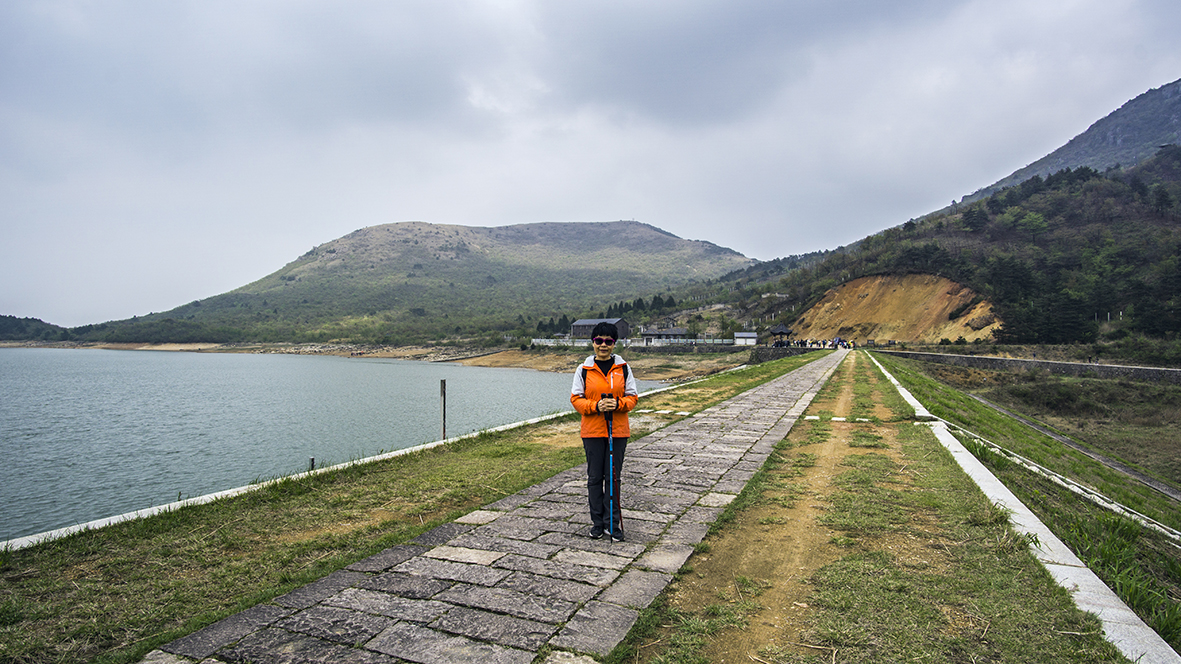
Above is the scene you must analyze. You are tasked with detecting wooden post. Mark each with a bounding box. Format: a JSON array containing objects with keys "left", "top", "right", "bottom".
[{"left": 440, "top": 379, "right": 447, "bottom": 440}]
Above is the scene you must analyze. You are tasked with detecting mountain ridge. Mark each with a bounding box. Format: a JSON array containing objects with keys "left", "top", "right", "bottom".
[
  {"left": 960, "top": 77, "right": 1181, "bottom": 204},
  {"left": 63, "top": 220, "right": 754, "bottom": 344}
]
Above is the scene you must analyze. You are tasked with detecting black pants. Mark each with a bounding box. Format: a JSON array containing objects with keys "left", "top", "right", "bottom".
[{"left": 583, "top": 436, "right": 628, "bottom": 532}]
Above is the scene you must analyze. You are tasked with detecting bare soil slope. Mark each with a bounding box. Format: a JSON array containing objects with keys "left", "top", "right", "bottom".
[{"left": 792, "top": 274, "right": 1001, "bottom": 344}]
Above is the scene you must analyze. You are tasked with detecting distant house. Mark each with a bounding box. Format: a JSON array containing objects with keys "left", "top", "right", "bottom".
[
  {"left": 640, "top": 327, "right": 690, "bottom": 344},
  {"left": 734, "top": 332, "right": 758, "bottom": 346},
  {"left": 571, "top": 318, "right": 631, "bottom": 340}
]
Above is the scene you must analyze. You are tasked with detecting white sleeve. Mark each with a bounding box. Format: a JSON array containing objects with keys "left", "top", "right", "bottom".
[{"left": 571, "top": 366, "right": 586, "bottom": 396}]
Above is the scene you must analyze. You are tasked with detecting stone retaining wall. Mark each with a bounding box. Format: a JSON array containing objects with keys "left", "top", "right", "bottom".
[
  {"left": 747, "top": 347, "right": 819, "bottom": 364},
  {"left": 875, "top": 350, "right": 1181, "bottom": 385},
  {"left": 624, "top": 345, "right": 749, "bottom": 356}
]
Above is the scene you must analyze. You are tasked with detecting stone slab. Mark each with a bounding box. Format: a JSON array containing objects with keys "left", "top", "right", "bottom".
[
  {"left": 540, "top": 652, "right": 598, "bottom": 664},
  {"left": 412, "top": 522, "right": 476, "bottom": 546},
  {"left": 661, "top": 520, "right": 711, "bottom": 545},
  {"left": 357, "top": 572, "right": 453, "bottom": 599},
  {"left": 276, "top": 605, "right": 396, "bottom": 646},
  {"left": 553, "top": 548, "right": 633, "bottom": 571},
  {"left": 434, "top": 583, "right": 578, "bottom": 623},
  {"left": 220, "top": 627, "right": 396, "bottom": 664},
  {"left": 535, "top": 531, "right": 646, "bottom": 558},
  {"left": 496, "top": 571, "right": 602, "bottom": 603},
  {"left": 549, "top": 600, "right": 639, "bottom": 656},
  {"left": 449, "top": 532, "right": 561, "bottom": 559},
  {"left": 429, "top": 605, "right": 557, "bottom": 650},
  {"left": 394, "top": 556, "right": 512, "bottom": 586},
  {"left": 323, "top": 588, "right": 451, "bottom": 623},
  {"left": 423, "top": 545, "right": 507, "bottom": 566},
  {"left": 597, "top": 570, "right": 673, "bottom": 609},
  {"left": 455, "top": 509, "right": 502, "bottom": 524},
  {"left": 493, "top": 553, "right": 620, "bottom": 587},
  {"left": 273, "top": 570, "right": 370, "bottom": 609},
  {"left": 347, "top": 544, "right": 429, "bottom": 573},
  {"left": 699, "top": 492, "right": 737, "bottom": 507},
  {"left": 680, "top": 506, "right": 723, "bottom": 523},
  {"left": 634, "top": 544, "right": 695, "bottom": 574},
  {"left": 366, "top": 622, "right": 533, "bottom": 664},
  {"left": 161, "top": 604, "right": 292, "bottom": 659}
]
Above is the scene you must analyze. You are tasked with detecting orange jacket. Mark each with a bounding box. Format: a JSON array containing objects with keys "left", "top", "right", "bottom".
[{"left": 570, "top": 354, "right": 639, "bottom": 438}]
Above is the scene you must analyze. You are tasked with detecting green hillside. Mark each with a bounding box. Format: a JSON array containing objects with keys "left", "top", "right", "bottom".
[
  {"left": 729, "top": 146, "right": 1181, "bottom": 362},
  {"left": 68, "top": 221, "right": 753, "bottom": 344},
  {"left": 0, "top": 315, "right": 65, "bottom": 341}
]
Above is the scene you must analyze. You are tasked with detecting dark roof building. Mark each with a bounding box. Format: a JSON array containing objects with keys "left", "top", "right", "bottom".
[
  {"left": 640, "top": 327, "right": 689, "bottom": 340},
  {"left": 571, "top": 318, "right": 631, "bottom": 340}
]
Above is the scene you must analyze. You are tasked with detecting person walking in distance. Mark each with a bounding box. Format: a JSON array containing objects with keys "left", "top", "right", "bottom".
[{"left": 570, "top": 322, "right": 638, "bottom": 541}]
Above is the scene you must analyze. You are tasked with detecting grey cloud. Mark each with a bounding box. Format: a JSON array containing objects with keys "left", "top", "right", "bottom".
[{"left": 529, "top": 0, "right": 954, "bottom": 124}]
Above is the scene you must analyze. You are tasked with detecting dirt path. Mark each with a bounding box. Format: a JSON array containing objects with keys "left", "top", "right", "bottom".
[{"left": 650, "top": 351, "right": 911, "bottom": 663}]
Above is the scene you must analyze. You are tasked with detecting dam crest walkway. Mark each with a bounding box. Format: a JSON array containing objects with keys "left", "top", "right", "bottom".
[{"left": 143, "top": 350, "right": 847, "bottom": 664}]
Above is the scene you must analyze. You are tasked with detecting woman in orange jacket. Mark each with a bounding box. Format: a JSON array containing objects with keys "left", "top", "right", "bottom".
[{"left": 570, "top": 321, "right": 639, "bottom": 541}]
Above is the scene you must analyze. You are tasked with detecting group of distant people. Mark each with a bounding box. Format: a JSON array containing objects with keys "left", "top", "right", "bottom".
[{"left": 771, "top": 338, "right": 855, "bottom": 349}]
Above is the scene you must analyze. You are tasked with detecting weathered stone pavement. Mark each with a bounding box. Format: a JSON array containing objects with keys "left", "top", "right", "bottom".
[{"left": 141, "top": 350, "right": 846, "bottom": 664}]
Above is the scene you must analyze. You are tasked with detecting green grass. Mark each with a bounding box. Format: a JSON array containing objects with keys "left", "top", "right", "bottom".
[
  {"left": 871, "top": 353, "right": 1181, "bottom": 532},
  {"left": 796, "top": 408, "right": 1123, "bottom": 662}
]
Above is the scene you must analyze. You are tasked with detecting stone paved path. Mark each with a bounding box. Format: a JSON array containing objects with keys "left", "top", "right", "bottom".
[{"left": 142, "top": 350, "right": 846, "bottom": 664}]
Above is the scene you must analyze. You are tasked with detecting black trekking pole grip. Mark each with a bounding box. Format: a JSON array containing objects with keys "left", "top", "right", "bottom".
[{"left": 601, "top": 393, "right": 615, "bottom": 422}]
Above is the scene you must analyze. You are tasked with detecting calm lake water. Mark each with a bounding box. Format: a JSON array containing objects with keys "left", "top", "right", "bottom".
[{"left": 0, "top": 348, "right": 659, "bottom": 541}]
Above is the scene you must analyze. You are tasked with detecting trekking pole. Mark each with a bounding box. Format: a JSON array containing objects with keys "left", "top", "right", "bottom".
[{"left": 602, "top": 393, "right": 614, "bottom": 541}]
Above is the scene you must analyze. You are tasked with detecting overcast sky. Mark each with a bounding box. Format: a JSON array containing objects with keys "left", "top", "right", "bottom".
[{"left": 3, "top": 1, "right": 1180, "bottom": 327}]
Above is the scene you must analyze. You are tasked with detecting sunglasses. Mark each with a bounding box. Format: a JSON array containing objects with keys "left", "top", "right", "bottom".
[{"left": 592, "top": 337, "right": 616, "bottom": 345}]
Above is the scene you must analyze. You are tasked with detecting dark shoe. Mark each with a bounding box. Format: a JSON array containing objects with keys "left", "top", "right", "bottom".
[
  {"left": 589, "top": 526, "right": 605, "bottom": 540},
  {"left": 610, "top": 529, "right": 626, "bottom": 542}
]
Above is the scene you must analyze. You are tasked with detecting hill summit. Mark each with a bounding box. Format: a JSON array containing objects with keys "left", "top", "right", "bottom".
[{"left": 72, "top": 220, "right": 753, "bottom": 344}]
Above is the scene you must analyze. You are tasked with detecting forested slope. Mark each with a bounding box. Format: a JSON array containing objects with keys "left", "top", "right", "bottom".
[{"left": 743, "top": 146, "right": 1181, "bottom": 354}]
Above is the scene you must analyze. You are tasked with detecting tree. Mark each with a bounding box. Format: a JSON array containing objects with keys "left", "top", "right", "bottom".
[
  {"left": 1153, "top": 185, "right": 1174, "bottom": 216},
  {"left": 962, "top": 206, "right": 988, "bottom": 232},
  {"left": 1017, "top": 212, "right": 1049, "bottom": 240}
]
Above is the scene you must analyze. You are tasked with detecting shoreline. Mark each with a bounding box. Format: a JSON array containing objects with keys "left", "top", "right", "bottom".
[
  {"left": 0, "top": 340, "right": 484, "bottom": 361},
  {"left": 0, "top": 340, "right": 751, "bottom": 381}
]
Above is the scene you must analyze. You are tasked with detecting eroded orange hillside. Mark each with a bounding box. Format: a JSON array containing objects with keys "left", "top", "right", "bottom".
[{"left": 791, "top": 274, "right": 1001, "bottom": 344}]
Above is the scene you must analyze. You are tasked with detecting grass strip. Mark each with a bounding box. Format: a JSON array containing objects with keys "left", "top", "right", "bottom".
[
  {"left": 873, "top": 352, "right": 1181, "bottom": 652},
  {"left": 0, "top": 351, "right": 825, "bottom": 664},
  {"left": 871, "top": 353, "right": 1181, "bottom": 532}
]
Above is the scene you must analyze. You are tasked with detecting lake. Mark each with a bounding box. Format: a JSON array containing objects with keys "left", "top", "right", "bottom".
[{"left": 0, "top": 348, "right": 659, "bottom": 541}]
